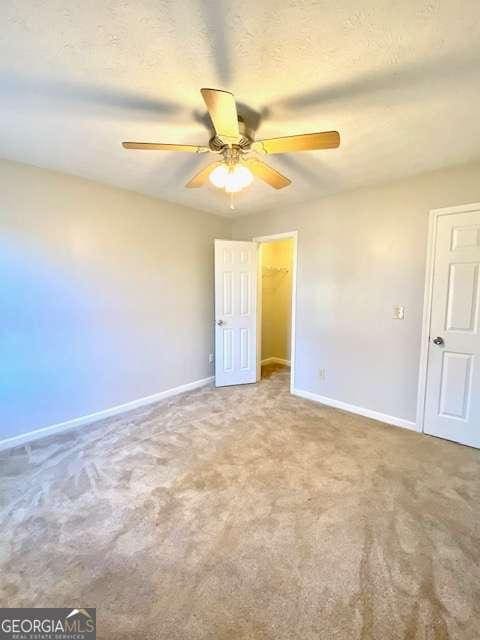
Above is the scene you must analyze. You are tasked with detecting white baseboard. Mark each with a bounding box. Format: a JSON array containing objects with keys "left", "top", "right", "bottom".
[
  {"left": 261, "top": 357, "right": 291, "bottom": 366},
  {"left": 0, "top": 376, "right": 214, "bottom": 452},
  {"left": 293, "top": 388, "right": 418, "bottom": 431}
]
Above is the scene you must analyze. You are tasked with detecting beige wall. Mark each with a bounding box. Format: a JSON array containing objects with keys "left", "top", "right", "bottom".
[
  {"left": 233, "top": 162, "right": 480, "bottom": 423},
  {"left": 4, "top": 156, "right": 480, "bottom": 439},
  {"left": 0, "top": 159, "right": 230, "bottom": 440},
  {"left": 261, "top": 239, "right": 293, "bottom": 362}
]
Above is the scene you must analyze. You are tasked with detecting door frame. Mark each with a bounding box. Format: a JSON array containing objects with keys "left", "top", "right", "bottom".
[
  {"left": 253, "top": 231, "right": 298, "bottom": 394},
  {"left": 416, "top": 201, "right": 480, "bottom": 432}
]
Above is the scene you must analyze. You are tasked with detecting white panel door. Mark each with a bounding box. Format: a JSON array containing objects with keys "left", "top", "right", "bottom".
[
  {"left": 424, "top": 209, "right": 480, "bottom": 448},
  {"left": 214, "top": 240, "right": 258, "bottom": 387}
]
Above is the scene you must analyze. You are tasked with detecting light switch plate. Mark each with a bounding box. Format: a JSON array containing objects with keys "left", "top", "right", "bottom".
[{"left": 393, "top": 305, "right": 405, "bottom": 320}]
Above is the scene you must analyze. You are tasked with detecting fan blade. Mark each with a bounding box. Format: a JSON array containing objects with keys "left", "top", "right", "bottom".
[
  {"left": 200, "top": 88, "right": 240, "bottom": 144},
  {"left": 252, "top": 131, "right": 340, "bottom": 154},
  {"left": 186, "top": 162, "right": 221, "bottom": 188},
  {"left": 122, "top": 142, "right": 210, "bottom": 153},
  {"left": 243, "top": 158, "right": 291, "bottom": 189}
]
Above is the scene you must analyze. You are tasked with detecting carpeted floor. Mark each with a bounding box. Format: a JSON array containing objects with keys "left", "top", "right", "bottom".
[{"left": 1, "top": 364, "right": 479, "bottom": 639}]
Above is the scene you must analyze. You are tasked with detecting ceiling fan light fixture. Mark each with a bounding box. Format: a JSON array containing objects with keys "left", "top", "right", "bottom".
[{"left": 210, "top": 163, "right": 253, "bottom": 192}]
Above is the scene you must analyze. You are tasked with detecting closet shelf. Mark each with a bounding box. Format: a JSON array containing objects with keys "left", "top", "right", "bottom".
[{"left": 262, "top": 265, "right": 289, "bottom": 275}]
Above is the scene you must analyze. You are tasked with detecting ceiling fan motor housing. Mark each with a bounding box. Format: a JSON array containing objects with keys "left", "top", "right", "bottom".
[{"left": 209, "top": 116, "right": 254, "bottom": 153}]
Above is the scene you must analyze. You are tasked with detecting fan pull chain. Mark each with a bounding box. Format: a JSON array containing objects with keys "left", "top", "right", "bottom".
[{"left": 230, "top": 192, "right": 235, "bottom": 210}]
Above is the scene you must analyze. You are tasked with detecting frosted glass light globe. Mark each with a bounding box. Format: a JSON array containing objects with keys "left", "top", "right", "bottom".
[
  {"left": 234, "top": 165, "right": 254, "bottom": 188},
  {"left": 209, "top": 165, "right": 229, "bottom": 188},
  {"left": 224, "top": 165, "right": 253, "bottom": 192},
  {"left": 225, "top": 180, "right": 242, "bottom": 193}
]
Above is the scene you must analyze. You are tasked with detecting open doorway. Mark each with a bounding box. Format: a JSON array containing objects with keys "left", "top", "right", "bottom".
[{"left": 254, "top": 232, "right": 297, "bottom": 393}]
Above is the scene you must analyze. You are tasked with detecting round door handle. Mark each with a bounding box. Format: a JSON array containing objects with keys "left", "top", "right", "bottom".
[
  {"left": 217, "top": 319, "right": 226, "bottom": 326},
  {"left": 433, "top": 336, "right": 444, "bottom": 346}
]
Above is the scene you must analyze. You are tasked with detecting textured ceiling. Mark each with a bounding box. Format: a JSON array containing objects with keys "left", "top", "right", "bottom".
[{"left": 1, "top": 1, "right": 480, "bottom": 217}]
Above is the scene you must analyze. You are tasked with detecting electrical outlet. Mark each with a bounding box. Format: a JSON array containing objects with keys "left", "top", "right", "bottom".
[
  {"left": 318, "top": 368, "right": 326, "bottom": 380},
  {"left": 209, "top": 353, "right": 214, "bottom": 363}
]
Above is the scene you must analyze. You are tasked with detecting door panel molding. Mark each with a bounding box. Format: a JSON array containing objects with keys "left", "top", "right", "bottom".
[{"left": 438, "top": 351, "right": 473, "bottom": 420}]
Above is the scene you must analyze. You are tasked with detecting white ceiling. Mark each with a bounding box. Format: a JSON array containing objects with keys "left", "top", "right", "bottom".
[{"left": 1, "top": 1, "right": 480, "bottom": 217}]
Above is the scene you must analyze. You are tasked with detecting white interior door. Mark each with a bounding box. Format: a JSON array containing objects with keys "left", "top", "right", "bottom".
[
  {"left": 424, "top": 208, "right": 480, "bottom": 448},
  {"left": 214, "top": 239, "right": 258, "bottom": 387}
]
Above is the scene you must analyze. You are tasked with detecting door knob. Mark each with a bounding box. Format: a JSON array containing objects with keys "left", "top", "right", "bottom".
[
  {"left": 433, "top": 336, "right": 444, "bottom": 346},
  {"left": 217, "top": 319, "right": 226, "bottom": 326}
]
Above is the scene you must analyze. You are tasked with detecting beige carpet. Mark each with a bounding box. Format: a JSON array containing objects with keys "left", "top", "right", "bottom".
[{"left": 1, "top": 365, "right": 479, "bottom": 639}]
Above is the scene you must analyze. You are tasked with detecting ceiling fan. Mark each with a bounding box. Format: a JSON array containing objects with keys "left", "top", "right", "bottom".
[{"left": 122, "top": 88, "right": 340, "bottom": 202}]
